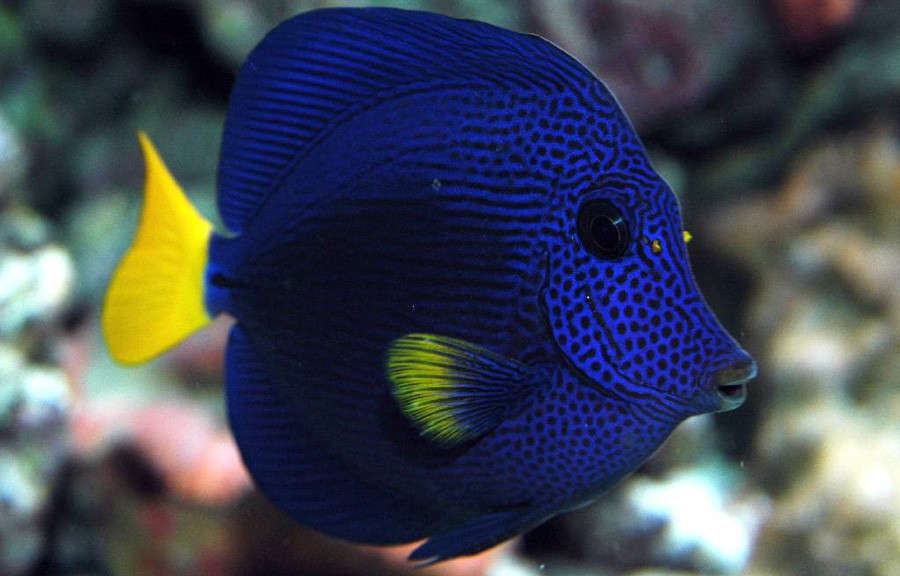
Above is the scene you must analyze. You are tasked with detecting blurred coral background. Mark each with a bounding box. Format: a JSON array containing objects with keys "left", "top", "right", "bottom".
[{"left": 0, "top": 1, "right": 898, "bottom": 575}]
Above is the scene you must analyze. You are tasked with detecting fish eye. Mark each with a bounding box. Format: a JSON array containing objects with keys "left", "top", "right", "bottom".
[{"left": 576, "top": 199, "right": 630, "bottom": 259}]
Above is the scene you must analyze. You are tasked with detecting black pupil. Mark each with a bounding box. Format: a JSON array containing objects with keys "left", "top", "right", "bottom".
[
  {"left": 590, "top": 215, "right": 621, "bottom": 250},
  {"left": 577, "top": 199, "right": 629, "bottom": 259}
]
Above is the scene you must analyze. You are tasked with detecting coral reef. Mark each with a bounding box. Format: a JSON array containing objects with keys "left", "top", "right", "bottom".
[
  {"left": 0, "top": 209, "right": 73, "bottom": 575},
  {"left": 700, "top": 121, "right": 900, "bottom": 576},
  {"left": 0, "top": 0, "right": 898, "bottom": 574},
  {"left": 530, "top": 0, "right": 763, "bottom": 128}
]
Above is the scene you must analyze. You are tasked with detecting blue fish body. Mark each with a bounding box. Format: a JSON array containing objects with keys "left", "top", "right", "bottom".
[{"left": 111, "top": 7, "right": 757, "bottom": 563}]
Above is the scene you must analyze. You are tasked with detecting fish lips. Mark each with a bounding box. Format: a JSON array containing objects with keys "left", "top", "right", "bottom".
[{"left": 708, "top": 359, "right": 757, "bottom": 412}]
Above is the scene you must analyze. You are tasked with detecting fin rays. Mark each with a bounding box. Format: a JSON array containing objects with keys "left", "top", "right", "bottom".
[
  {"left": 386, "top": 333, "right": 538, "bottom": 446},
  {"left": 102, "top": 133, "right": 213, "bottom": 364}
]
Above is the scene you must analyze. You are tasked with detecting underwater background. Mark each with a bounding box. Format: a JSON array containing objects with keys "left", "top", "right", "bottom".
[{"left": 0, "top": 1, "right": 898, "bottom": 575}]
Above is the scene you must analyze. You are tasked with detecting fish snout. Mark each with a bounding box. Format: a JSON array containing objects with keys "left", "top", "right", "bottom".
[{"left": 709, "top": 358, "right": 757, "bottom": 412}]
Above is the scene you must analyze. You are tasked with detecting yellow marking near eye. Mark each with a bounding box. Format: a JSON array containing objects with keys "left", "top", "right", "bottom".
[
  {"left": 650, "top": 239, "right": 662, "bottom": 254},
  {"left": 682, "top": 230, "right": 692, "bottom": 243}
]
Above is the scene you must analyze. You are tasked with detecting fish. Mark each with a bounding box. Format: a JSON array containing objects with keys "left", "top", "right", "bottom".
[{"left": 102, "top": 7, "right": 758, "bottom": 564}]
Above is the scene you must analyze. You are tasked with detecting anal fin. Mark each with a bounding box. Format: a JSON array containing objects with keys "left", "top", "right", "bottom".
[{"left": 409, "top": 507, "right": 547, "bottom": 565}]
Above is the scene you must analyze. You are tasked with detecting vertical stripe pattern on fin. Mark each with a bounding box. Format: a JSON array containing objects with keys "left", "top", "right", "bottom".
[
  {"left": 225, "top": 324, "right": 436, "bottom": 545},
  {"left": 102, "top": 133, "right": 212, "bottom": 364},
  {"left": 216, "top": 7, "right": 596, "bottom": 232}
]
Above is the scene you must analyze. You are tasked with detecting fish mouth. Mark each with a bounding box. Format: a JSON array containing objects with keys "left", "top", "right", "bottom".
[
  {"left": 712, "top": 360, "right": 756, "bottom": 411},
  {"left": 716, "top": 382, "right": 747, "bottom": 408}
]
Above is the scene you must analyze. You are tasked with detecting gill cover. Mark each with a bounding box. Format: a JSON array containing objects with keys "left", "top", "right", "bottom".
[{"left": 102, "top": 133, "right": 212, "bottom": 364}]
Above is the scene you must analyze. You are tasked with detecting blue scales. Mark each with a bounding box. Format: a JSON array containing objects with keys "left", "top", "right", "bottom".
[{"left": 110, "top": 7, "right": 758, "bottom": 564}]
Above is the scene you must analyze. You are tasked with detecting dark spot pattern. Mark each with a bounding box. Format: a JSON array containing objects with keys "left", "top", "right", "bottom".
[{"left": 379, "top": 81, "right": 751, "bottom": 510}]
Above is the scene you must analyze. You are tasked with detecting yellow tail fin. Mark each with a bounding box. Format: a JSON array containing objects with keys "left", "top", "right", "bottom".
[{"left": 102, "top": 132, "right": 213, "bottom": 365}]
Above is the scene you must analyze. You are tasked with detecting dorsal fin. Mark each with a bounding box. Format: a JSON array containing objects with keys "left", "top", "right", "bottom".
[{"left": 216, "top": 7, "right": 593, "bottom": 232}]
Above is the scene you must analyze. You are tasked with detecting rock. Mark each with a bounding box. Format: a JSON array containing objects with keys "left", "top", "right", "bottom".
[
  {"left": 754, "top": 399, "right": 900, "bottom": 576},
  {"left": 790, "top": 224, "right": 900, "bottom": 321},
  {"left": 623, "top": 464, "right": 771, "bottom": 574},
  {"left": 533, "top": 420, "right": 770, "bottom": 574},
  {"left": 71, "top": 396, "right": 251, "bottom": 507},
  {"left": 485, "top": 554, "right": 542, "bottom": 576},
  {"left": 0, "top": 343, "right": 71, "bottom": 576},
  {"left": 700, "top": 118, "right": 900, "bottom": 574},
  {"left": 128, "top": 401, "right": 250, "bottom": 506},
  {"left": 772, "top": 0, "right": 862, "bottom": 44},
  {"left": 767, "top": 292, "right": 891, "bottom": 395},
  {"left": 858, "top": 123, "right": 900, "bottom": 237},
  {"left": 700, "top": 120, "right": 900, "bottom": 275},
  {"left": 692, "top": 18, "right": 900, "bottom": 199},
  {"left": 485, "top": 554, "right": 612, "bottom": 576},
  {"left": 0, "top": 341, "right": 71, "bottom": 435},
  {"left": 556, "top": 463, "right": 770, "bottom": 575},
  {"left": 196, "top": 1, "right": 523, "bottom": 70},
  {"left": 62, "top": 190, "right": 135, "bottom": 303},
  {"left": 21, "top": 0, "right": 112, "bottom": 48},
  {"left": 0, "top": 204, "right": 50, "bottom": 250},
  {"left": 0, "top": 5, "right": 24, "bottom": 58},
  {"left": 0, "top": 68, "right": 65, "bottom": 147},
  {"left": 0, "top": 113, "right": 25, "bottom": 201},
  {"left": 0, "top": 171, "right": 74, "bottom": 576},
  {"left": 199, "top": 0, "right": 271, "bottom": 69},
  {"left": 0, "top": 243, "right": 74, "bottom": 336},
  {"left": 295, "top": 0, "right": 522, "bottom": 29},
  {"left": 0, "top": 452, "right": 43, "bottom": 574},
  {"left": 531, "top": 0, "right": 763, "bottom": 128}
]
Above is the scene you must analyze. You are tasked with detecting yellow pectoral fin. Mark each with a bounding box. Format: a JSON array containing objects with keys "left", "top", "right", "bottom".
[
  {"left": 385, "top": 333, "right": 536, "bottom": 446},
  {"left": 102, "top": 133, "right": 213, "bottom": 365}
]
